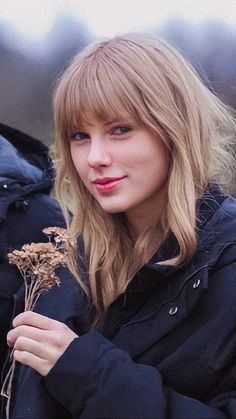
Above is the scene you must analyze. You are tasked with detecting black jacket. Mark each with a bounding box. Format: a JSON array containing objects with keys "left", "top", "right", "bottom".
[
  {"left": 9, "top": 186, "right": 236, "bottom": 418},
  {"left": 0, "top": 124, "right": 65, "bottom": 408}
]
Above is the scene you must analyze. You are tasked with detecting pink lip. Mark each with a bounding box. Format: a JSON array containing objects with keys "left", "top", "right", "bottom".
[{"left": 93, "top": 177, "right": 125, "bottom": 192}]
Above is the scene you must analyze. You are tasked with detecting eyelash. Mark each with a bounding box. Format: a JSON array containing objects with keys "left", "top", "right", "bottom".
[
  {"left": 70, "top": 132, "right": 89, "bottom": 142},
  {"left": 112, "top": 126, "right": 132, "bottom": 135},
  {"left": 70, "top": 125, "right": 132, "bottom": 142}
]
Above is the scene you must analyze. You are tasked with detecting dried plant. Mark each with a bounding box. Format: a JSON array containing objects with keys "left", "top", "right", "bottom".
[{"left": 1, "top": 227, "right": 72, "bottom": 419}]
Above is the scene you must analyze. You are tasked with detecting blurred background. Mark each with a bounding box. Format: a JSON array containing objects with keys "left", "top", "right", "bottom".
[{"left": 1, "top": 0, "right": 236, "bottom": 155}]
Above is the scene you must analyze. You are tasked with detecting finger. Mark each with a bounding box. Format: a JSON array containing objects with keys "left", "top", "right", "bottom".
[
  {"left": 13, "top": 311, "right": 62, "bottom": 330},
  {"left": 13, "top": 349, "right": 51, "bottom": 376},
  {"left": 14, "top": 336, "right": 51, "bottom": 359},
  {"left": 7, "top": 325, "right": 49, "bottom": 347}
]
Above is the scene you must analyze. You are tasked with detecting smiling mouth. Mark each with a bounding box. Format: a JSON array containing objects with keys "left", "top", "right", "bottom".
[{"left": 94, "top": 177, "right": 126, "bottom": 192}]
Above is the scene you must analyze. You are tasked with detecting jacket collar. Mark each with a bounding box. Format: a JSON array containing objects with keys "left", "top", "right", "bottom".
[
  {"left": 111, "top": 186, "right": 233, "bottom": 357},
  {"left": 124, "top": 184, "right": 227, "bottom": 298},
  {"left": 107, "top": 185, "right": 233, "bottom": 336}
]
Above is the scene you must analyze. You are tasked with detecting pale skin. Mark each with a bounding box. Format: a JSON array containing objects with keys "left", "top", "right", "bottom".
[
  {"left": 70, "top": 117, "right": 170, "bottom": 237},
  {"left": 7, "top": 311, "right": 77, "bottom": 376},
  {"left": 7, "top": 118, "right": 170, "bottom": 376}
]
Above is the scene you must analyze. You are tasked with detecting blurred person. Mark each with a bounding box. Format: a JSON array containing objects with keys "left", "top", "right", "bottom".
[
  {"left": 0, "top": 123, "right": 68, "bottom": 415},
  {"left": 6, "top": 34, "right": 236, "bottom": 418}
]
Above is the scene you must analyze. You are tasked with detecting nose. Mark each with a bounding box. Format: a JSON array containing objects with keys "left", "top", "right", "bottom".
[{"left": 87, "top": 137, "right": 112, "bottom": 168}]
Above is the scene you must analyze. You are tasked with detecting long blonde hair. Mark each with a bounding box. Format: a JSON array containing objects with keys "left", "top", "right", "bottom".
[{"left": 53, "top": 33, "right": 236, "bottom": 320}]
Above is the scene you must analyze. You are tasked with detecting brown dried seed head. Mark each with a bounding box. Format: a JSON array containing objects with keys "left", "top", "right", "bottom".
[
  {"left": 43, "top": 227, "right": 70, "bottom": 240},
  {"left": 7, "top": 228, "right": 69, "bottom": 306}
]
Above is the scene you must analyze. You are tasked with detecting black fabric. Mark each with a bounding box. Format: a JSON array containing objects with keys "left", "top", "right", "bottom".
[
  {"left": 101, "top": 184, "right": 227, "bottom": 339},
  {"left": 9, "top": 186, "right": 236, "bottom": 419},
  {"left": 0, "top": 124, "right": 66, "bottom": 418}
]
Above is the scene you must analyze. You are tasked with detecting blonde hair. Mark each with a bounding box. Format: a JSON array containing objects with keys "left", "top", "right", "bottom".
[{"left": 53, "top": 33, "right": 236, "bottom": 321}]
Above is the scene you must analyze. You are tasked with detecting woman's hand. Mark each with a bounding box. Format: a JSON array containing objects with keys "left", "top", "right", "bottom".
[{"left": 7, "top": 311, "right": 78, "bottom": 376}]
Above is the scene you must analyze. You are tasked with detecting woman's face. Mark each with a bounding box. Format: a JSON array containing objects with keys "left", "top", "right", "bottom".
[{"left": 70, "top": 117, "right": 170, "bottom": 234}]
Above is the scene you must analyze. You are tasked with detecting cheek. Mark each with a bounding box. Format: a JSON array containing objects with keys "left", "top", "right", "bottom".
[
  {"left": 71, "top": 154, "right": 79, "bottom": 174},
  {"left": 138, "top": 145, "right": 170, "bottom": 179},
  {"left": 140, "top": 147, "right": 170, "bottom": 191},
  {"left": 70, "top": 148, "right": 87, "bottom": 179}
]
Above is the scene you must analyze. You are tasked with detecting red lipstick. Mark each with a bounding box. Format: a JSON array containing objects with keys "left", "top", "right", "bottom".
[{"left": 94, "top": 177, "right": 125, "bottom": 192}]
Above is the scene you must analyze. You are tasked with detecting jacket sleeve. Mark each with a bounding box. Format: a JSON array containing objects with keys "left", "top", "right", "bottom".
[{"left": 44, "top": 331, "right": 232, "bottom": 419}]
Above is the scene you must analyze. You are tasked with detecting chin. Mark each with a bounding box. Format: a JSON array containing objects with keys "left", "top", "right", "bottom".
[
  {"left": 97, "top": 197, "right": 131, "bottom": 214},
  {"left": 100, "top": 203, "right": 128, "bottom": 214},
  {"left": 102, "top": 207, "right": 123, "bottom": 214}
]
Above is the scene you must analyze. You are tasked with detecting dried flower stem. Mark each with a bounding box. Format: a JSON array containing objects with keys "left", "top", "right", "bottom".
[{"left": 1, "top": 227, "right": 72, "bottom": 419}]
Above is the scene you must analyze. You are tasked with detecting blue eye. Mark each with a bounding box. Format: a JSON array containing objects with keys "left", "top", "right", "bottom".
[
  {"left": 71, "top": 132, "right": 89, "bottom": 141},
  {"left": 112, "top": 126, "right": 131, "bottom": 135}
]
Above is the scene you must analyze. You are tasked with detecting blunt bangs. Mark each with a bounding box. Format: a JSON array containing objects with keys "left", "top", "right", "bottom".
[{"left": 57, "top": 50, "right": 145, "bottom": 138}]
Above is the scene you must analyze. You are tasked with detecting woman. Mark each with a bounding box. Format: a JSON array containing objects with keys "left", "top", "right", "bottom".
[{"left": 6, "top": 34, "right": 236, "bottom": 418}]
